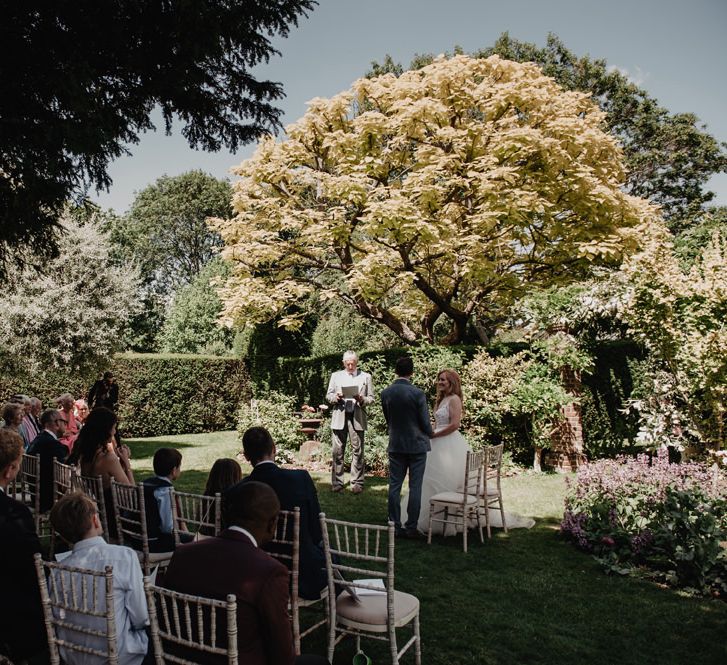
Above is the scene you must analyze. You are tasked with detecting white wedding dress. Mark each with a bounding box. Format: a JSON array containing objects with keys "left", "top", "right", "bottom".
[{"left": 402, "top": 400, "right": 535, "bottom": 534}]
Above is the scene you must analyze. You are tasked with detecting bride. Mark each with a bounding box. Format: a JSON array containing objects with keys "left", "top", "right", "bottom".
[{"left": 402, "top": 368, "right": 535, "bottom": 535}]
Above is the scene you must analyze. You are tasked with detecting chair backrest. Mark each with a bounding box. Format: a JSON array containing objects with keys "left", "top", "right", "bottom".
[
  {"left": 144, "top": 578, "right": 238, "bottom": 665},
  {"left": 171, "top": 490, "right": 222, "bottom": 543},
  {"left": 11, "top": 453, "right": 41, "bottom": 523},
  {"left": 267, "top": 507, "right": 301, "bottom": 627},
  {"left": 482, "top": 444, "right": 504, "bottom": 491},
  {"left": 110, "top": 480, "right": 151, "bottom": 571},
  {"left": 267, "top": 507, "right": 301, "bottom": 588},
  {"left": 319, "top": 514, "right": 395, "bottom": 606},
  {"left": 53, "top": 459, "right": 75, "bottom": 504},
  {"left": 463, "top": 450, "right": 485, "bottom": 497},
  {"left": 34, "top": 553, "right": 119, "bottom": 665},
  {"left": 72, "top": 473, "right": 111, "bottom": 541}
]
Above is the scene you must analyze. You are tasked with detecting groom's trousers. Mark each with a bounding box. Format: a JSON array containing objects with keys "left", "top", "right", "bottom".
[{"left": 388, "top": 452, "right": 427, "bottom": 531}]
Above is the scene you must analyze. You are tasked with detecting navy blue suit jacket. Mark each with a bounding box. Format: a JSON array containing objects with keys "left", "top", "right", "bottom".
[
  {"left": 380, "top": 378, "right": 433, "bottom": 454},
  {"left": 240, "top": 463, "right": 326, "bottom": 600},
  {"left": 27, "top": 430, "right": 68, "bottom": 512}
]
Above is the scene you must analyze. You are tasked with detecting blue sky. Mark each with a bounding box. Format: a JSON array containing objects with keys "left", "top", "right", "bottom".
[{"left": 94, "top": 0, "right": 727, "bottom": 213}]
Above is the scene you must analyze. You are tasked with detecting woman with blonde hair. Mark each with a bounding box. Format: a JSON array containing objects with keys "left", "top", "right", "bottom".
[
  {"left": 403, "top": 368, "right": 534, "bottom": 533},
  {"left": 402, "top": 368, "right": 471, "bottom": 534}
]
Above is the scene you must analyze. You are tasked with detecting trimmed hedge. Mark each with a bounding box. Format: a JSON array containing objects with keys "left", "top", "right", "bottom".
[
  {"left": 257, "top": 340, "right": 644, "bottom": 459},
  {"left": 113, "top": 354, "right": 250, "bottom": 437}
]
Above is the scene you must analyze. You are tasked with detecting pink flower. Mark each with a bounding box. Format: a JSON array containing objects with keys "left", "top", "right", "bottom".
[{"left": 600, "top": 536, "right": 615, "bottom": 547}]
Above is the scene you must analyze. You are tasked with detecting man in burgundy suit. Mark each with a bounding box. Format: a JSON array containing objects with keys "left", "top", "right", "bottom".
[{"left": 162, "top": 481, "right": 327, "bottom": 665}]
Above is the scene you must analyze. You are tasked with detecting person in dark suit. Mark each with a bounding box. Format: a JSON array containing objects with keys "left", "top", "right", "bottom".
[
  {"left": 0, "top": 429, "right": 47, "bottom": 664},
  {"left": 87, "top": 371, "right": 119, "bottom": 411},
  {"left": 27, "top": 407, "right": 69, "bottom": 512},
  {"left": 162, "top": 481, "right": 327, "bottom": 665},
  {"left": 239, "top": 426, "right": 326, "bottom": 600},
  {"left": 381, "top": 356, "right": 434, "bottom": 538}
]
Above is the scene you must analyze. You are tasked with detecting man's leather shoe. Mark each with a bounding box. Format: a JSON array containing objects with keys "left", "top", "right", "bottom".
[
  {"left": 351, "top": 485, "right": 364, "bottom": 494},
  {"left": 332, "top": 485, "right": 344, "bottom": 493},
  {"left": 396, "top": 528, "right": 422, "bottom": 540}
]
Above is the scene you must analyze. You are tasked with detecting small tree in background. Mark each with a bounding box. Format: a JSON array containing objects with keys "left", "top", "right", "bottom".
[
  {"left": 109, "top": 170, "right": 233, "bottom": 350},
  {"left": 622, "top": 227, "right": 727, "bottom": 450},
  {"left": 158, "top": 258, "right": 235, "bottom": 355},
  {"left": 0, "top": 213, "right": 139, "bottom": 390}
]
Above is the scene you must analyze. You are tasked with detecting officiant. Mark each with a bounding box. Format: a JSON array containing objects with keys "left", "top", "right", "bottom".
[{"left": 325, "top": 350, "right": 375, "bottom": 494}]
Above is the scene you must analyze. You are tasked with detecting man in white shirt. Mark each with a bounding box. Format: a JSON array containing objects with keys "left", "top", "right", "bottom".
[{"left": 49, "top": 491, "right": 149, "bottom": 665}]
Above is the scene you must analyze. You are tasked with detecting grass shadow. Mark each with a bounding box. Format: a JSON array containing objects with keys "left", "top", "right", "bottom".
[{"left": 126, "top": 439, "right": 197, "bottom": 461}]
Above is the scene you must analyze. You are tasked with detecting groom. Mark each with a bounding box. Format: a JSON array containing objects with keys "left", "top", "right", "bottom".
[{"left": 381, "top": 356, "right": 433, "bottom": 538}]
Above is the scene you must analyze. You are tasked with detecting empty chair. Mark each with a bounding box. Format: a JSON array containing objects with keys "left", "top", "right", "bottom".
[
  {"left": 320, "top": 514, "right": 420, "bottom": 664},
  {"left": 72, "top": 473, "right": 112, "bottom": 542},
  {"left": 110, "top": 480, "right": 173, "bottom": 576},
  {"left": 144, "top": 578, "right": 238, "bottom": 665},
  {"left": 33, "top": 553, "right": 120, "bottom": 665},
  {"left": 170, "top": 490, "right": 221, "bottom": 543},
  {"left": 426, "top": 450, "right": 485, "bottom": 552},
  {"left": 11, "top": 453, "right": 43, "bottom": 531},
  {"left": 480, "top": 444, "right": 508, "bottom": 538},
  {"left": 48, "top": 459, "right": 76, "bottom": 555},
  {"left": 268, "top": 507, "right": 328, "bottom": 655},
  {"left": 53, "top": 459, "right": 75, "bottom": 502}
]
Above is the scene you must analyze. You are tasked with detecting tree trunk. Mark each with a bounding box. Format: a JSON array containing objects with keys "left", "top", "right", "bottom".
[{"left": 533, "top": 446, "right": 543, "bottom": 473}]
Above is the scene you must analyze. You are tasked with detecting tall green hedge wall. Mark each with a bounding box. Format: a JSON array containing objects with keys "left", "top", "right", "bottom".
[{"left": 113, "top": 354, "right": 250, "bottom": 437}]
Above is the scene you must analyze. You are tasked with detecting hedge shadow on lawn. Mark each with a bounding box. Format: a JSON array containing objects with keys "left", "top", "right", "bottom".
[{"left": 125, "top": 438, "right": 197, "bottom": 460}]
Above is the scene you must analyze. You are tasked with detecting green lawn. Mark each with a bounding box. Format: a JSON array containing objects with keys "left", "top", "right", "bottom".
[{"left": 127, "top": 431, "right": 727, "bottom": 665}]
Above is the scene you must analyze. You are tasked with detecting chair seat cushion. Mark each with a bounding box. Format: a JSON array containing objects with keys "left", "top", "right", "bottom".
[
  {"left": 430, "top": 492, "right": 477, "bottom": 505},
  {"left": 336, "top": 590, "right": 419, "bottom": 630}
]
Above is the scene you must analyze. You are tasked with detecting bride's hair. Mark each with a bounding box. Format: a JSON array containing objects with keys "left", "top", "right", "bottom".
[{"left": 435, "top": 368, "right": 463, "bottom": 412}]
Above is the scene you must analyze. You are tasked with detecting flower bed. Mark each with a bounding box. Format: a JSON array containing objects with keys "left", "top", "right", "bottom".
[{"left": 561, "top": 450, "right": 727, "bottom": 596}]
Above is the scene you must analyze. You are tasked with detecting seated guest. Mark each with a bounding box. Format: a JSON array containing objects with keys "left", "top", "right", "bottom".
[
  {"left": 28, "top": 408, "right": 69, "bottom": 512},
  {"left": 19, "top": 396, "right": 42, "bottom": 449},
  {"left": 68, "top": 407, "right": 134, "bottom": 539},
  {"left": 74, "top": 398, "right": 89, "bottom": 425},
  {"left": 163, "top": 481, "right": 328, "bottom": 665},
  {"left": 49, "top": 491, "right": 149, "bottom": 665},
  {"left": 200, "top": 458, "right": 242, "bottom": 535},
  {"left": 1, "top": 401, "right": 25, "bottom": 433},
  {"left": 0, "top": 429, "right": 47, "bottom": 664},
  {"left": 57, "top": 392, "right": 81, "bottom": 450},
  {"left": 238, "top": 426, "right": 327, "bottom": 600},
  {"left": 143, "top": 448, "right": 193, "bottom": 552}
]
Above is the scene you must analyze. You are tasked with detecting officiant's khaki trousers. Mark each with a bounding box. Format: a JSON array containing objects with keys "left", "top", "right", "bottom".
[{"left": 331, "top": 417, "right": 365, "bottom": 489}]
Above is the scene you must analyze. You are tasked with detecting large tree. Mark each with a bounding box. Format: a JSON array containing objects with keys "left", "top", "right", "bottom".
[
  {"left": 376, "top": 34, "right": 727, "bottom": 232},
  {"left": 214, "top": 55, "right": 660, "bottom": 344},
  {"left": 0, "top": 0, "right": 315, "bottom": 274},
  {"left": 111, "top": 170, "right": 232, "bottom": 297}
]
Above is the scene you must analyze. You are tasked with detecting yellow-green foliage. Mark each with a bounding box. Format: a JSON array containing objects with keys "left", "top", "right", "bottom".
[{"left": 212, "top": 55, "right": 660, "bottom": 344}]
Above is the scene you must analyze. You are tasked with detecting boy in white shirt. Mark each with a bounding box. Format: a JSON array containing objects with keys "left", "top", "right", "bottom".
[{"left": 49, "top": 492, "right": 149, "bottom": 665}]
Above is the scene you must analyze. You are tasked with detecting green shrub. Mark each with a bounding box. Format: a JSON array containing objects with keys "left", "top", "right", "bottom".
[
  {"left": 113, "top": 353, "right": 250, "bottom": 437},
  {"left": 236, "top": 391, "right": 302, "bottom": 458}
]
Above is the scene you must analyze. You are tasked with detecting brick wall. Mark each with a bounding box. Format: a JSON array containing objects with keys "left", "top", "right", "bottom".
[{"left": 545, "top": 367, "right": 587, "bottom": 472}]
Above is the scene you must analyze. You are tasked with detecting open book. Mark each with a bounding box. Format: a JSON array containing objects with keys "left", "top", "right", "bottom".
[{"left": 351, "top": 578, "right": 386, "bottom": 596}]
